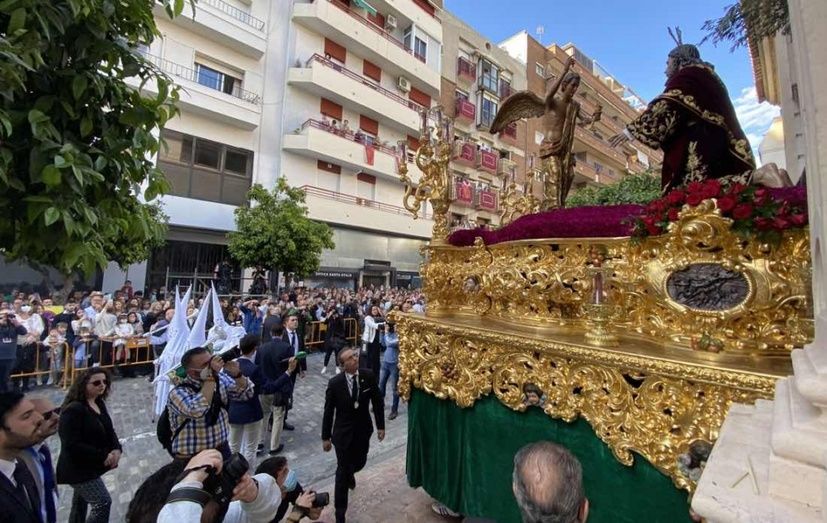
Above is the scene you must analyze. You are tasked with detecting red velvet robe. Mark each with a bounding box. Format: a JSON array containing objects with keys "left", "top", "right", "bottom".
[{"left": 628, "top": 64, "right": 755, "bottom": 190}]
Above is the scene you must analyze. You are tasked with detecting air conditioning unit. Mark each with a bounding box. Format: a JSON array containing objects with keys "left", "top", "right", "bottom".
[
  {"left": 397, "top": 76, "right": 411, "bottom": 92},
  {"left": 385, "top": 14, "right": 397, "bottom": 31}
]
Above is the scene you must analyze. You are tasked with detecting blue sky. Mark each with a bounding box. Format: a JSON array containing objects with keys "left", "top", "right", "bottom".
[{"left": 444, "top": 0, "right": 780, "bottom": 155}]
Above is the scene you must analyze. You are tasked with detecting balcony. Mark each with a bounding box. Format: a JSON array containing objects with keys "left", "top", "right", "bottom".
[
  {"left": 457, "top": 57, "right": 475, "bottom": 83},
  {"left": 499, "top": 122, "right": 517, "bottom": 143},
  {"left": 477, "top": 149, "right": 499, "bottom": 174},
  {"left": 475, "top": 188, "right": 499, "bottom": 212},
  {"left": 293, "top": 0, "right": 440, "bottom": 95},
  {"left": 573, "top": 126, "right": 627, "bottom": 165},
  {"left": 454, "top": 98, "right": 476, "bottom": 124},
  {"left": 301, "top": 185, "right": 433, "bottom": 239},
  {"left": 283, "top": 119, "right": 423, "bottom": 183},
  {"left": 452, "top": 141, "right": 477, "bottom": 167},
  {"left": 134, "top": 53, "right": 261, "bottom": 129},
  {"left": 154, "top": 0, "right": 265, "bottom": 58},
  {"left": 289, "top": 54, "right": 423, "bottom": 135},
  {"left": 497, "top": 158, "right": 517, "bottom": 178}
]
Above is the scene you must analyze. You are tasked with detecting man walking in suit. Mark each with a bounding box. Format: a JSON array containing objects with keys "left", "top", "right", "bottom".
[
  {"left": 0, "top": 391, "right": 44, "bottom": 523},
  {"left": 281, "top": 311, "right": 307, "bottom": 432},
  {"left": 20, "top": 397, "right": 60, "bottom": 523},
  {"left": 322, "top": 347, "right": 385, "bottom": 523},
  {"left": 258, "top": 322, "right": 297, "bottom": 455}
]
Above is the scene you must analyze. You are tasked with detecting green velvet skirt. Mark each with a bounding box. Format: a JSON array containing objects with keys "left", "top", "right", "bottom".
[{"left": 406, "top": 389, "right": 692, "bottom": 523}]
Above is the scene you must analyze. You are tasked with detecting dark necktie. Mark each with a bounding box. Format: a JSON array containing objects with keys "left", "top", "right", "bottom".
[
  {"left": 12, "top": 460, "right": 37, "bottom": 514},
  {"left": 350, "top": 374, "right": 359, "bottom": 404},
  {"left": 290, "top": 331, "right": 297, "bottom": 354},
  {"left": 39, "top": 446, "right": 57, "bottom": 523}
]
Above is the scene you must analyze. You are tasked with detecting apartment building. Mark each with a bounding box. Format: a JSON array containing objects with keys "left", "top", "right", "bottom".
[
  {"left": 439, "top": 10, "right": 528, "bottom": 229},
  {"left": 500, "top": 32, "right": 662, "bottom": 191},
  {"left": 280, "top": 0, "right": 443, "bottom": 289}
]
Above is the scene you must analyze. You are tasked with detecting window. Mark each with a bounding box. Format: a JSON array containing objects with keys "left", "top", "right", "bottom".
[
  {"left": 414, "top": 37, "right": 427, "bottom": 62},
  {"left": 535, "top": 63, "right": 545, "bottom": 77},
  {"left": 195, "top": 63, "right": 241, "bottom": 97},
  {"left": 479, "top": 59, "right": 499, "bottom": 93},
  {"left": 455, "top": 89, "right": 469, "bottom": 102},
  {"left": 159, "top": 129, "right": 253, "bottom": 206},
  {"left": 535, "top": 131, "right": 544, "bottom": 145},
  {"left": 479, "top": 96, "right": 498, "bottom": 128}
]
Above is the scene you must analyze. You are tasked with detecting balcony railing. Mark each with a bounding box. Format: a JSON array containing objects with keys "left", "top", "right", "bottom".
[
  {"left": 140, "top": 52, "right": 261, "bottom": 104},
  {"left": 301, "top": 185, "right": 432, "bottom": 219},
  {"left": 497, "top": 158, "right": 516, "bottom": 177},
  {"left": 199, "top": 0, "right": 265, "bottom": 31},
  {"left": 457, "top": 57, "right": 475, "bottom": 81},
  {"left": 324, "top": 0, "right": 413, "bottom": 56},
  {"left": 477, "top": 149, "right": 499, "bottom": 174},
  {"left": 574, "top": 126, "right": 626, "bottom": 164},
  {"left": 299, "top": 118, "right": 403, "bottom": 159},
  {"left": 304, "top": 54, "right": 424, "bottom": 112},
  {"left": 454, "top": 98, "right": 476, "bottom": 122},
  {"left": 499, "top": 122, "right": 517, "bottom": 141}
]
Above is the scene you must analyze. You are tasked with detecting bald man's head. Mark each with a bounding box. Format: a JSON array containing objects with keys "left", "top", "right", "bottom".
[{"left": 512, "top": 442, "right": 588, "bottom": 523}]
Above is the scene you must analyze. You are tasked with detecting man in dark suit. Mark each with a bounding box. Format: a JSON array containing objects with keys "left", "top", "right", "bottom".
[
  {"left": 258, "top": 322, "right": 297, "bottom": 455},
  {"left": 280, "top": 311, "right": 307, "bottom": 432},
  {"left": 0, "top": 391, "right": 44, "bottom": 523},
  {"left": 322, "top": 347, "right": 385, "bottom": 523},
  {"left": 20, "top": 397, "right": 60, "bottom": 523}
]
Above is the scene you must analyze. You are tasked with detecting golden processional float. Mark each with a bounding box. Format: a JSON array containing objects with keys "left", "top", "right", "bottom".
[{"left": 395, "top": 104, "right": 811, "bottom": 523}]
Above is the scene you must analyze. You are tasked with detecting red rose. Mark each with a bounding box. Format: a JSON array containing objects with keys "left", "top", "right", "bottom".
[
  {"left": 728, "top": 183, "right": 746, "bottom": 196},
  {"left": 645, "top": 222, "right": 662, "bottom": 235},
  {"left": 716, "top": 195, "right": 737, "bottom": 213},
  {"left": 667, "top": 190, "right": 686, "bottom": 205},
  {"left": 701, "top": 179, "right": 722, "bottom": 199},
  {"left": 686, "top": 181, "right": 704, "bottom": 194},
  {"left": 686, "top": 193, "right": 704, "bottom": 206},
  {"left": 755, "top": 217, "right": 773, "bottom": 230},
  {"left": 790, "top": 214, "right": 807, "bottom": 227},
  {"left": 732, "top": 203, "right": 753, "bottom": 220},
  {"left": 772, "top": 217, "right": 789, "bottom": 230},
  {"left": 668, "top": 208, "right": 680, "bottom": 221}
]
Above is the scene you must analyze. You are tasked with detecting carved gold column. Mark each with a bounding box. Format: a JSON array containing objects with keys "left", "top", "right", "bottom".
[{"left": 398, "top": 106, "right": 454, "bottom": 244}]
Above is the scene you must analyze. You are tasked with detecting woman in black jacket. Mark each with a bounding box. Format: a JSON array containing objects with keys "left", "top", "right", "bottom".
[{"left": 57, "top": 368, "right": 121, "bottom": 523}]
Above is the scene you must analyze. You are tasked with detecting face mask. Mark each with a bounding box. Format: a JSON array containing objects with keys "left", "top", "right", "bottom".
[
  {"left": 20, "top": 305, "right": 32, "bottom": 313},
  {"left": 283, "top": 469, "right": 298, "bottom": 492}
]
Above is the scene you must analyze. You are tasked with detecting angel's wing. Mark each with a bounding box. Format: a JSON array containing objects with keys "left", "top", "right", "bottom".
[{"left": 489, "top": 91, "right": 546, "bottom": 134}]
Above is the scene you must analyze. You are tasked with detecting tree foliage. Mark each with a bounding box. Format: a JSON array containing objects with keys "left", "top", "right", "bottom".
[
  {"left": 566, "top": 171, "right": 661, "bottom": 207},
  {"left": 701, "top": 0, "right": 789, "bottom": 51},
  {"left": 0, "top": 0, "right": 188, "bottom": 284},
  {"left": 228, "top": 179, "right": 335, "bottom": 280}
]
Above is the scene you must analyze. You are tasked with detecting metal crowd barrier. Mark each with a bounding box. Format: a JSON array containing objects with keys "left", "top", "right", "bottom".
[
  {"left": 304, "top": 318, "right": 360, "bottom": 350},
  {"left": 9, "top": 341, "right": 72, "bottom": 390}
]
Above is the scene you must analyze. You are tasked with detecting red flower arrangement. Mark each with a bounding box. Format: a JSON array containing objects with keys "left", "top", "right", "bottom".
[{"left": 631, "top": 180, "right": 808, "bottom": 240}]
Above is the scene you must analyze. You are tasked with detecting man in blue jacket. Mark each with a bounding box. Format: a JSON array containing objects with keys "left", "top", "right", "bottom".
[
  {"left": 0, "top": 311, "right": 27, "bottom": 392},
  {"left": 228, "top": 334, "right": 265, "bottom": 466}
]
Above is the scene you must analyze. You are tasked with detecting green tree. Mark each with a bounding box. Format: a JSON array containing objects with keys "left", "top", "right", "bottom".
[
  {"left": 701, "top": 0, "right": 789, "bottom": 51},
  {"left": 228, "top": 179, "right": 335, "bottom": 292},
  {"left": 566, "top": 171, "right": 661, "bottom": 207},
  {"left": 0, "top": 0, "right": 190, "bottom": 299}
]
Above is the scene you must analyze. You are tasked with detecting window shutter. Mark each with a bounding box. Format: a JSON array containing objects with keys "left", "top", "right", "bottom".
[
  {"left": 324, "top": 38, "right": 347, "bottom": 63},
  {"left": 320, "top": 98, "right": 343, "bottom": 121},
  {"left": 317, "top": 160, "right": 342, "bottom": 174},
  {"left": 362, "top": 60, "right": 381, "bottom": 82},
  {"left": 409, "top": 87, "right": 431, "bottom": 108},
  {"left": 407, "top": 135, "right": 421, "bottom": 152},
  {"left": 359, "top": 115, "right": 379, "bottom": 136},
  {"left": 357, "top": 173, "right": 376, "bottom": 184}
]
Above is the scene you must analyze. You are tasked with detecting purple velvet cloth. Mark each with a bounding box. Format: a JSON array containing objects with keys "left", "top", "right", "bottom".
[
  {"left": 447, "top": 205, "right": 645, "bottom": 247},
  {"left": 768, "top": 186, "right": 807, "bottom": 208}
]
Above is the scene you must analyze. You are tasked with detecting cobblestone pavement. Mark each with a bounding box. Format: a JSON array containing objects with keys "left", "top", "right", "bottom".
[{"left": 35, "top": 352, "right": 416, "bottom": 522}]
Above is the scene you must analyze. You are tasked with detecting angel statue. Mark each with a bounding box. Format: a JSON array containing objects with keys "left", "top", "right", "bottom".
[{"left": 491, "top": 57, "right": 601, "bottom": 209}]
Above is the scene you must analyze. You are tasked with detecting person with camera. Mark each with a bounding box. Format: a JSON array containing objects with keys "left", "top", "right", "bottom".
[
  {"left": 360, "top": 305, "right": 384, "bottom": 376},
  {"left": 167, "top": 347, "right": 254, "bottom": 459},
  {"left": 154, "top": 449, "right": 312, "bottom": 523},
  {"left": 0, "top": 310, "right": 27, "bottom": 392},
  {"left": 322, "top": 346, "right": 385, "bottom": 523},
  {"left": 255, "top": 456, "right": 326, "bottom": 523},
  {"left": 320, "top": 306, "right": 347, "bottom": 376}
]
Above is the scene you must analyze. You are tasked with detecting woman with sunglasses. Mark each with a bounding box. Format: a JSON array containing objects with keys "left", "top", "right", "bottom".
[{"left": 56, "top": 368, "right": 121, "bottom": 522}]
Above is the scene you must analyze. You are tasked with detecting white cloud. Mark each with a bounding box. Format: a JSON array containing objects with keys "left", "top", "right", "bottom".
[{"left": 733, "top": 86, "right": 781, "bottom": 158}]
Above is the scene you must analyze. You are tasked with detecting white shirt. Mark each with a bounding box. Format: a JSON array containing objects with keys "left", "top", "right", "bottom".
[
  {"left": 157, "top": 473, "right": 281, "bottom": 523},
  {"left": 286, "top": 329, "right": 299, "bottom": 354},
  {"left": 346, "top": 372, "right": 359, "bottom": 397},
  {"left": 0, "top": 457, "right": 17, "bottom": 486}
]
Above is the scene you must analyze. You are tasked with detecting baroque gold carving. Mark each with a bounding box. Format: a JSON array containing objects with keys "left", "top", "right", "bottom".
[
  {"left": 395, "top": 314, "right": 776, "bottom": 492},
  {"left": 423, "top": 200, "right": 812, "bottom": 354}
]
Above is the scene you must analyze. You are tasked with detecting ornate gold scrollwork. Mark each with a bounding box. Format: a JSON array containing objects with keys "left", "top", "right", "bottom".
[{"left": 395, "top": 313, "right": 776, "bottom": 492}]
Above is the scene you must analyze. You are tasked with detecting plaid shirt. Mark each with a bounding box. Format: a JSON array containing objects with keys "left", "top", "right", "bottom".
[{"left": 167, "top": 372, "right": 254, "bottom": 457}]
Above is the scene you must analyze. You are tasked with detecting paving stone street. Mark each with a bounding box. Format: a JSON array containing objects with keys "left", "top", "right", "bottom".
[{"left": 35, "top": 352, "right": 447, "bottom": 522}]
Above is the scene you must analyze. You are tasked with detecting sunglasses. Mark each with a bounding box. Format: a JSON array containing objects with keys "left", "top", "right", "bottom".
[
  {"left": 90, "top": 379, "right": 109, "bottom": 386},
  {"left": 42, "top": 407, "right": 61, "bottom": 421}
]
